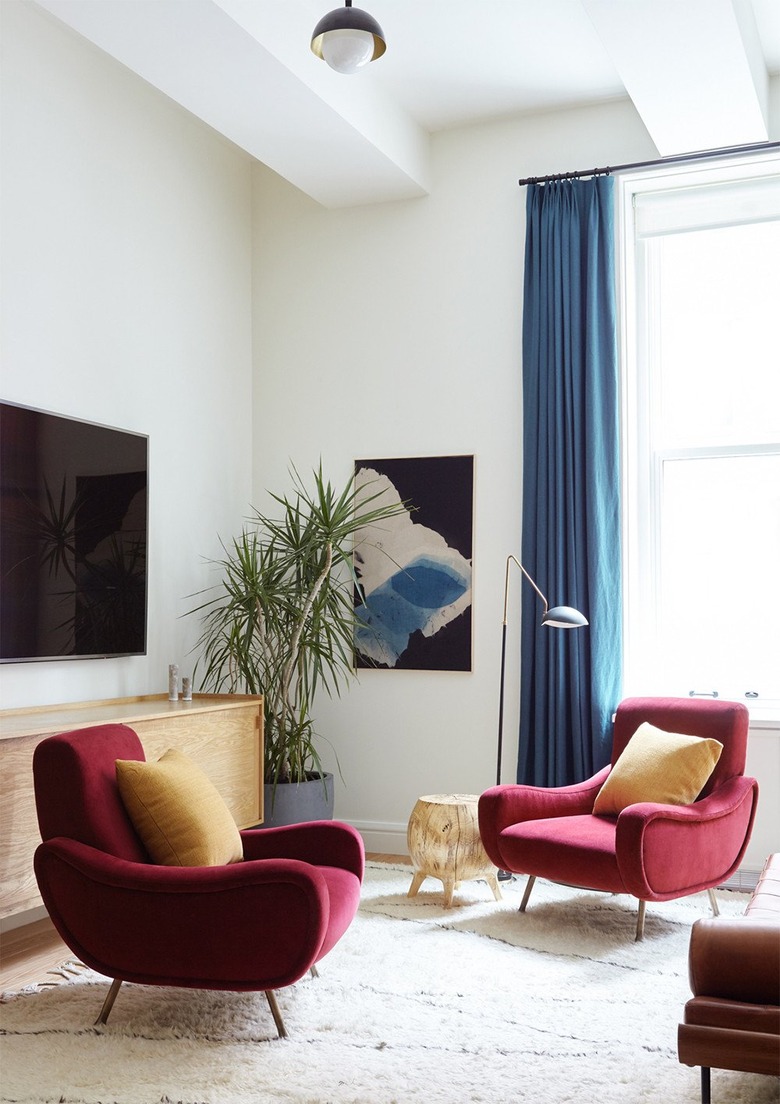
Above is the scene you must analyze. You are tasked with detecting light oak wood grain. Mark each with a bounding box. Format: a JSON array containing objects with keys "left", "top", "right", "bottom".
[{"left": 0, "top": 694, "right": 263, "bottom": 918}]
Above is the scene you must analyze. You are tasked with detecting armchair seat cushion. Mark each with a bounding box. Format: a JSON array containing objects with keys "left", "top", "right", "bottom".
[{"left": 500, "top": 814, "right": 622, "bottom": 892}]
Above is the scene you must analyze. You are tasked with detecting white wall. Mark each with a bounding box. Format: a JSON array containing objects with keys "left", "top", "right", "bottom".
[
  {"left": 0, "top": 1, "right": 254, "bottom": 709},
  {"left": 251, "top": 97, "right": 780, "bottom": 875}
]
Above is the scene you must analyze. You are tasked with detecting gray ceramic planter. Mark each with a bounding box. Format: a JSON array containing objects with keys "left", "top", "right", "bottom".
[{"left": 260, "top": 772, "right": 335, "bottom": 828}]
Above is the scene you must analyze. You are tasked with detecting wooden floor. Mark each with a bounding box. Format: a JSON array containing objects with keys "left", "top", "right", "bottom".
[
  {"left": 0, "top": 916, "right": 69, "bottom": 992},
  {"left": 0, "top": 853, "right": 409, "bottom": 992}
]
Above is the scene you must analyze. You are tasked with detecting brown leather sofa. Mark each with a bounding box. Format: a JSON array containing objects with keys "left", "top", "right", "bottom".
[{"left": 678, "top": 853, "right": 780, "bottom": 1103}]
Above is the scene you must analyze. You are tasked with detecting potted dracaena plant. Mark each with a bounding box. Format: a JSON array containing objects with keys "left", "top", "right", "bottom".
[{"left": 188, "top": 464, "right": 407, "bottom": 826}]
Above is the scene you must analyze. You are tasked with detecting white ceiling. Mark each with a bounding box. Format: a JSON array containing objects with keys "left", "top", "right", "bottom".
[{"left": 33, "top": 0, "right": 780, "bottom": 208}]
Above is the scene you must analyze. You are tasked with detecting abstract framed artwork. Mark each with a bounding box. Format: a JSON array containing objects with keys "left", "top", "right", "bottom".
[{"left": 353, "top": 455, "right": 474, "bottom": 671}]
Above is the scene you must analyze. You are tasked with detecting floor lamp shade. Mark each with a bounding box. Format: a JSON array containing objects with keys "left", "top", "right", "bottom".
[{"left": 496, "top": 556, "right": 588, "bottom": 786}]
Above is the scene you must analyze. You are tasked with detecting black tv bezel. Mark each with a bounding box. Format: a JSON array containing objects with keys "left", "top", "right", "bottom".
[{"left": 0, "top": 400, "right": 149, "bottom": 664}]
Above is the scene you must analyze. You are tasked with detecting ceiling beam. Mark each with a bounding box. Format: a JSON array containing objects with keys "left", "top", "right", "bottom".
[
  {"left": 583, "top": 0, "right": 769, "bottom": 155},
  {"left": 33, "top": 0, "right": 431, "bottom": 208}
]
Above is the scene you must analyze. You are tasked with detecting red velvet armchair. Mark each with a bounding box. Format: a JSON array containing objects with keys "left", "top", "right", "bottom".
[
  {"left": 32, "top": 724, "right": 364, "bottom": 1037},
  {"left": 479, "top": 698, "right": 758, "bottom": 940}
]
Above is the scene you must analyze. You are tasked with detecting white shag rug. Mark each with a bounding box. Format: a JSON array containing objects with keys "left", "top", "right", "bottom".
[{"left": 1, "top": 863, "right": 777, "bottom": 1104}]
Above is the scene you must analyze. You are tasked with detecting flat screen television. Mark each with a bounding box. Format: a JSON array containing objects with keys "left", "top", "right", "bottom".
[{"left": 0, "top": 401, "right": 148, "bottom": 662}]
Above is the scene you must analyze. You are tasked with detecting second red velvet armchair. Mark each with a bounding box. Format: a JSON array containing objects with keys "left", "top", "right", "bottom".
[{"left": 478, "top": 697, "right": 758, "bottom": 939}]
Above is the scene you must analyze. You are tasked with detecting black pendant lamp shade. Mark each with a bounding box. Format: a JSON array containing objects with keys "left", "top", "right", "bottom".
[{"left": 311, "top": 1, "right": 387, "bottom": 74}]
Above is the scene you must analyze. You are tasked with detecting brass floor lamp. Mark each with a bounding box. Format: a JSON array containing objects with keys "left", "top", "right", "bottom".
[{"left": 495, "top": 555, "right": 588, "bottom": 788}]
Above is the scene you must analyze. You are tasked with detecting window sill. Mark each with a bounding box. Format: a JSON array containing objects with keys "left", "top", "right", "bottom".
[{"left": 746, "top": 707, "right": 780, "bottom": 731}]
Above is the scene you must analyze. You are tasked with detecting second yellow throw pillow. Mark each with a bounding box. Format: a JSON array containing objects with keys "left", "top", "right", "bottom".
[{"left": 593, "top": 721, "right": 723, "bottom": 816}]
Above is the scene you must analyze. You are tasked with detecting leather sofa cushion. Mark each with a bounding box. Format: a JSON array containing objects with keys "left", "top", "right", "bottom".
[{"left": 684, "top": 995, "right": 780, "bottom": 1035}]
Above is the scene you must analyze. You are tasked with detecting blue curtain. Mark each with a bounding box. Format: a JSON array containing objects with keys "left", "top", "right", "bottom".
[{"left": 517, "top": 176, "right": 622, "bottom": 787}]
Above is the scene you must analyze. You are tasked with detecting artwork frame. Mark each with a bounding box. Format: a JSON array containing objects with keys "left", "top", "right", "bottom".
[{"left": 353, "top": 455, "right": 474, "bottom": 671}]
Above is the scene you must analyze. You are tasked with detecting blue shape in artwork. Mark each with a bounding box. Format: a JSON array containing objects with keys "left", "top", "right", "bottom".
[
  {"left": 355, "top": 555, "right": 470, "bottom": 666},
  {"left": 390, "top": 557, "right": 467, "bottom": 609},
  {"left": 354, "top": 595, "right": 412, "bottom": 663}
]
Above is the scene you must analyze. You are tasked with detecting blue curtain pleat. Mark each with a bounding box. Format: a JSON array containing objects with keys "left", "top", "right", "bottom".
[{"left": 518, "top": 176, "right": 622, "bottom": 787}]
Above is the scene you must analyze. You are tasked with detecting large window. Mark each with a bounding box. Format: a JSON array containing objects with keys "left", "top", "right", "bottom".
[{"left": 620, "top": 157, "right": 780, "bottom": 714}]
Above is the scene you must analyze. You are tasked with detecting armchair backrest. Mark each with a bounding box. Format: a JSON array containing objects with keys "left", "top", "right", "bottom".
[
  {"left": 612, "top": 697, "right": 748, "bottom": 798},
  {"left": 33, "top": 724, "right": 149, "bottom": 862}
]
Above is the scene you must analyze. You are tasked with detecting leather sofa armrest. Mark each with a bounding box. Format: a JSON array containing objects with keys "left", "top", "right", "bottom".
[
  {"left": 678, "top": 1022, "right": 780, "bottom": 1078},
  {"left": 689, "top": 917, "right": 780, "bottom": 1006}
]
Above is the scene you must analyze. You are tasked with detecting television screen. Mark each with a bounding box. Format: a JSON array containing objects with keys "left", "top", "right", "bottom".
[{"left": 0, "top": 401, "right": 148, "bottom": 662}]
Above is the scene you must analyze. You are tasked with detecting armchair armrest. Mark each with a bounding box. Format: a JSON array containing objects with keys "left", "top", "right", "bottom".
[
  {"left": 240, "top": 820, "right": 364, "bottom": 879},
  {"left": 34, "top": 838, "right": 336, "bottom": 990},
  {"left": 478, "top": 766, "right": 611, "bottom": 869},
  {"left": 615, "top": 775, "right": 759, "bottom": 900}
]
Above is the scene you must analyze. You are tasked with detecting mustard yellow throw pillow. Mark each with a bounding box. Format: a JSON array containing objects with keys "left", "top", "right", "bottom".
[
  {"left": 593, "top": 721, "right": 723, "bottom": 816},
  {"left": 116, "top": 748, "right": 243, "bottom": 866}
]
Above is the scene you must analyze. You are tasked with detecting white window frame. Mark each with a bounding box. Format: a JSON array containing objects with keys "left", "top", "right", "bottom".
[{"left": 617, "top": 153, "right": 780, "bottom": 723}]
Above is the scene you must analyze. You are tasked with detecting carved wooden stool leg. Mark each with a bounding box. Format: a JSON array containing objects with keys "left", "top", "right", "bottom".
[
  {"left": 484, "top": 871, "right": 503, "bottom": 902},
  {"left": 407, "top": 870, "right": 426, "bottom": 898}
]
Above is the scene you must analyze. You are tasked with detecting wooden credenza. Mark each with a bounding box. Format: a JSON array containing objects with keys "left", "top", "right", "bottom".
[{"left": 0, "top": 693, "right": 264, "bottom": 919}]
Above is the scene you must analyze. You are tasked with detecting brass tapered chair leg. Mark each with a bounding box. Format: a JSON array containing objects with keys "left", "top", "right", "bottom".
[
  {"left": 519, "top": 875, "right": 536, "bottom": 913},
  {"left": 635, "top": 899, "right": 647, "bottom": 941},
  {"left": 94, "top": 977, "right": 123, "bottom": 1026},
  {"left": 265, "top": 990, "right": 287, "bottom": 1039},
  {"left": 707, "top": 887, "right": 720, "bottom": 917},
  {"left": 310, "top": 963, "right": 319, "bottom": 979}
]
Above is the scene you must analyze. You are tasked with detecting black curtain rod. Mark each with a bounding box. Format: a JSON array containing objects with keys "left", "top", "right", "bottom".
[{"left": 518, "top": 139, "right": 780, "bottom": 187}]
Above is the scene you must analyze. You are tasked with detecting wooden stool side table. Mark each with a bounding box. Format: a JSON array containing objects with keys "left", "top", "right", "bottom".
[{"left": 406, "top": 792, "right": 502, "bottom": 908}]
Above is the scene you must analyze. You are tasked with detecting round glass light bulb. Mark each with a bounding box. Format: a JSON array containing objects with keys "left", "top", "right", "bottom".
[{"left": 321, "top": 28, "right": 375, "bottom": 74}]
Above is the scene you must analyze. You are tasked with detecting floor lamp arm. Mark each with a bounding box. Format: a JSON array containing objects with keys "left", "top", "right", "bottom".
[{"left": 504, "top": 554, "right": 549, "bottom": 623}]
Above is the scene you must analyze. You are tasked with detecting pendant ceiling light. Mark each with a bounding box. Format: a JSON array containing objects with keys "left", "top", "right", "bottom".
[{"left": 311, "top": 0, "right": 386, "bottom": 75}]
